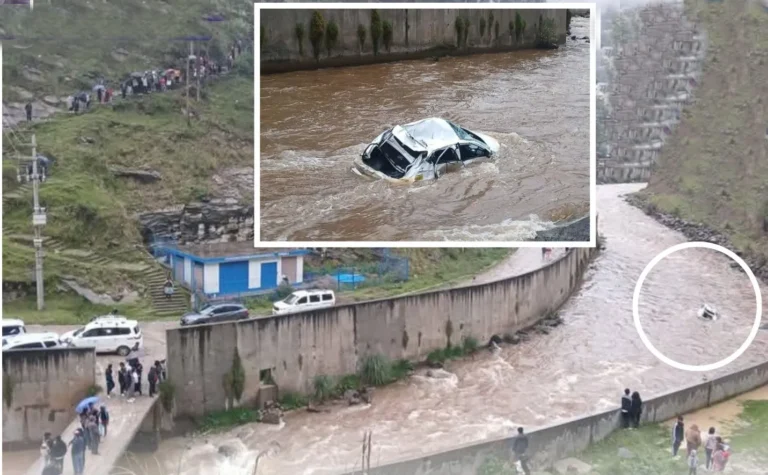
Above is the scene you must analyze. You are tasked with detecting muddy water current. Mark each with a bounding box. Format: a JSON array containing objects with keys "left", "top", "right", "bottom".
[
  {"left": 119, "top": 184, "right": 767, "bottom": 475},
  {"left": 259, "top": 19, "right": 591, "bottom": 241}
]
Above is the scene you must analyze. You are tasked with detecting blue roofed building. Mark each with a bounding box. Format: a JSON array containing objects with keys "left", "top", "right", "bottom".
[{"left": 157, "top": 242, "right": 310, "bottom": 299}]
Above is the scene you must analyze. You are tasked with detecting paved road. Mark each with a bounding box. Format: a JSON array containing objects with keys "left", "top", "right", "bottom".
[{"left": 460, "top": 247, "right": 566, "bottom": 286}]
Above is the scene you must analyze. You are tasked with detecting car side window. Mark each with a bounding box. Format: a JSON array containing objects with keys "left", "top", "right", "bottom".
[
  {"left": 116, "top": 328, "right": 131, "bottom": 335},
  {"left": 459, "top": 143, "right": 489, "bottom": 159},
  {"left": 101, "top": 328, "right": 115, "bottom": 336},
  {"left": 322, "top": 294, "right": 333, "bottom": 301},
  {"left": 16, "top": 342, "right": 44, "bottom": 349},
  {"left": 82, "top": 329, "right": 100, "bottom": 337},
  {"left": 297, "top": 297, "right": 308, "bottom": 305},
  {"left": 44, "top": 341, "right": 57, "bottom": 348},
  {"left": 310, "top": 295, "right": 320, "bottom": 303}
]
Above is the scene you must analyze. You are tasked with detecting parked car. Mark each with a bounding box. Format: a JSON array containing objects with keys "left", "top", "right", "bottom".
[
  {"left": 2, "top": 332, "right": 62, "bottom": 351},
  {"left": 355, "top": 117, "right": 500, "bottom": 182},
  {"left": 60, "top": 316, "right": 143, "bottom": 356},
  {"left": 180, "top": 303, "right": 249, "bottom": 326},
  {"left": 2, "top": 318, "right": 27, "bottom": 337},
  {"left": 272, "top": 290, "right": 336, "bottom": 315}
]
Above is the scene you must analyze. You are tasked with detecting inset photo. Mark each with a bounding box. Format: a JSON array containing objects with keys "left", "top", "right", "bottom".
[{"left": 256, "top": 3, "right": 596, "bottom": 245}]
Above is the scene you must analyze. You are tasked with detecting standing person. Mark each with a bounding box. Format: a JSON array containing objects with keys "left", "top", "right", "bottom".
[
  {"left": 49, "top": 436, "right": 67, "bottom": 472},
  {"left": 686, "top": 424, "right": 702, "bottom": 457},
  {"left": 25, "top": 102, "right": 33, "bottom": 122},
  {"left": 121, "top": 82, "right": 127, "bottom": 99},
  {"left": 69, "top": 429, "right": 86, "bottom": 475},
  {"left": 96, "top": 87, "right": 103, "bottom": 104},
  {"left": 704, "top": 427, "right": 717, "bottom": 469},
  {"left": 630, "top": 391, "right": 643, "bottom": 428},
  {"left": 154, "top": 360, "right": 164, "bottom": 382},
  {"left": 117, "top": 362, "right": 126, "bottom": 396},
  {"left": 99, "top": 406, "right": 109, "bottom": 437},
  {"left": 73, "top": 98, "right": 80, "bottom": 114},
  {"left": 510, "top": 427, "right": 531, "bottom": 475},
  {"left": 711, "top": 440, "right": 728, "bottom": 472},
  {"left": 86, "top": 415, "right": 100, "bottom": 455},
  {"left": 620, "top": 388, "right": 632, "bottom": 429},
  {"left": 105, "top": 364, "right": 115, "bottom": 398},
  {"left": 164, "top": 276, "right": 174, "bottom": 299},
  {"left": 40, "top": 432, "right": 52, "bottom": 466},
  {"left": 688, "top": 449, "right": 699, "bottom": 475},
  {"left": 672, "top": 416, "right": 685, "bottom": 457},
  {"left": 132, "top": 367, "right": 141, "bottom": 397},
  {"left": 148, "top": 364, "right": 158, "bottom": 397}
]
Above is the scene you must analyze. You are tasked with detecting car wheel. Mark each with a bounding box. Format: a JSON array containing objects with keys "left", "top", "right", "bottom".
[{"left": 117, "top": 346, "right": 131, "bottom": 356}]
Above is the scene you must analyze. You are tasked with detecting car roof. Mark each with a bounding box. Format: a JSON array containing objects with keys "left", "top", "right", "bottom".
[
  {"left": 4, "top": 332, "right": 60, "bottom": 345},
  {"left": 85, "top": 316, "right": 138, "bottom": 327},
  {"left": 2, "top": 319, "right": 25, "bottom": 327},
  {"left": 291, "top": 289, "right": 334, "bottom": 297}
]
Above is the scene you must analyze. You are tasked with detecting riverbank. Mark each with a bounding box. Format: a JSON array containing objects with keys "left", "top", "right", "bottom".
[{"left": 259, "top": 8, "right": 567, "bottom": 74}]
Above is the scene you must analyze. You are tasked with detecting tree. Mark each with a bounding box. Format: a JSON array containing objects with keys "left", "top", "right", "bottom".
[
  {"left": 295, "top": 23, "right": 305, "bottom": 56},
  {"left": 357, "top": 24, "right": 367, "bottom": 53},
  {"left": 370, "top": 9, "right": 382, "bottom": 56},
  {"left": 325, "top": 21, "right": 339, "bottom": 57},
  {"left": 382, "top": 20, "right": 393, "bottom": 53},
  {"left": 309, "top": 11, "right": 325, "bottom": 62}
]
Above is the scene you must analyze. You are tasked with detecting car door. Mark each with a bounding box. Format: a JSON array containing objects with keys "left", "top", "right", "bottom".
[
  {"left": 295, "top": 296, "right": 308, "bottom": 312},
  {"left": 308, "top": 294, "right": 321, "bottom": 310},
  {"left": 211, "top": 306, "right": 230, "bottom": 323},
  {"left": 79, "top": 328, "right": 101, "bottom": 349},
  {"left": 99, "top": 327, "right": 118, "bottom": 352}
]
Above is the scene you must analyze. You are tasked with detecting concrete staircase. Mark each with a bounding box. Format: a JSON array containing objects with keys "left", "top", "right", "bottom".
[{"left": 143, "top": 265, "right": 190, "bottom": 318}]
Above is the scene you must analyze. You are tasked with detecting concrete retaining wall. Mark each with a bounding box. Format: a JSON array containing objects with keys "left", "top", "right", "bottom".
[
  {"left": 260, "top": 8, "right": 567, "bottom": 73},
  {"left": 2, "top": 348, "right": 96, "bottom": 448},
  {"left": 350, "top": 361, "right": 768, "bottom": 474},
  {"left": 166, "top": 248, "right": 595, "bottom": 417}
]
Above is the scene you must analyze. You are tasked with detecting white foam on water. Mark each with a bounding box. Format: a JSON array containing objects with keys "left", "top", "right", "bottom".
[{"left": 422, "top": 215, "right": 554, "bottom": 241}]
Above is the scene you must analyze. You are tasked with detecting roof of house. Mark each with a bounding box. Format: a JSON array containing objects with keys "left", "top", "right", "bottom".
[{"left": 168, "top": 242, "right": 310, "bottom": 262}]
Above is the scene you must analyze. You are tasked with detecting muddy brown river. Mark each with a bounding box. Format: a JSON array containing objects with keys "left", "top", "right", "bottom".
[
  {"left": 114, "top": 184, "right": 767, "bottom": 475},
  {"left": 259, "top": 19, "right": 592, "bottom": 241}
]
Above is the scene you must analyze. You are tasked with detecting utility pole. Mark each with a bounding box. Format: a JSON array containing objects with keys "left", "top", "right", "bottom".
[
  {"left": 196, "top": 50, "right": 201, "bottom": 102},
  {"left": 30, "top": 134, "right": 46, "bottom": 310},
  {"left": 186, "top": 40, "right": 192, "bottom": 126}
]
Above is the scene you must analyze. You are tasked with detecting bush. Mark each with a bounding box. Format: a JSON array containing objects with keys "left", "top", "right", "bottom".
[
  {"left": 222, "top": 348, "right": 245, "bottom": 403},
  {"left": 200, "top": 408, "right": 259, "bottom": 433},
  {"left": 357, "top": 24, "right": 367, "bottom": 52},
  {"left": 391, "top": 359, "right": 414, "bottom": 380},
  {"left": 370, "top": 10, "right": 382, "bottom": 55},
  {"left": 309, "top": 11, "right": 326, "bottom": 61},
  {"left": 382, "top": 20, "right": 393, "bottom": 53},
  {"left": 336, "top": 374, "right": 361, "bottom": 393},
  {"left": 325, "top": 21, "right": 339, "bottom": 57},
  {"left": 158, "top": 380, "right": 175, "bottom": 412},
  {"left": 427, "top": 348, "right": 447, "bottom": 366},
  {"left": 480, "top": 17, "right": 486, "bottom": 37},
  {"left": 279, "top": 392, "right": 309, "bottom": 410},
  {"left": 359, "top": 353, "right": 392, "bottom": 386},
  {"left": 313, "top": 375, "right": 334, "bottom": 403},
  {"left": 515, "top": 13, "right": 526, "bottom": 42},
  {"left": 462, "top": 336, "right": 479, "bottom": 354},
  {"left": 535, "top": 17, "right": 559, "bottom": 49},
  {"left": 86, "top": 384, "right": 103, "bottom": 397},
  {"left": 295, "top": 23, "right": 305, "bottom": 56},
  {"left": 455, "top": 17, "right": 465, "bottom": 47}
]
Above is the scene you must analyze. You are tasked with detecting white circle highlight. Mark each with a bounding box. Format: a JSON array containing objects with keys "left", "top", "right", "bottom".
[{"left": 632, "top": 242, "right": 763, "bottom": 372}]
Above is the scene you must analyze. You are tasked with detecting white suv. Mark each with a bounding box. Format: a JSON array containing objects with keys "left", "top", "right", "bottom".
[
  {"left": 272, "top": 290, "right": 336, "bottom": 315},
  {"left": 60, "top": 316, "right": 143, "bottom": 356},
  {"left": 2, "top": 318, "right": 27, "bottom": 337},
  {"left": 2, "top": 332, "right": 62, "bottom": 351}
]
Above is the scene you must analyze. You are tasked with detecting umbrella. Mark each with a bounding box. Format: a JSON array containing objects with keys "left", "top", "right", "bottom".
[
  {"left": 75, "top": 396, "right": 99, "bottom": 414},
  {"left": 92, "top": 84, "right": 106, "bottom": 92},
  {"left": 130, "top": 72, "right": 143, "bottom": 78}
]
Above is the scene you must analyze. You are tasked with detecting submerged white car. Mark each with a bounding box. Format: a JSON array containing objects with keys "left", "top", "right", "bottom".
[
  {"left": 697, "top": 303, "right": 718, "bottom": 321},
  {"left": 354, "top": 118, "right": 500, "bottom": 182}
]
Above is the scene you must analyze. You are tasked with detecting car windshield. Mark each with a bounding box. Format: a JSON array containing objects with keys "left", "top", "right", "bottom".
[
  {"left": 283, "top": 294, "right": 300, "bottom": 305},
  {"left": 448, "top": 121, "right": 484, "bottom": 144},
  {"left": 73, "top": 328, "right": 85, "bottom": 337}
]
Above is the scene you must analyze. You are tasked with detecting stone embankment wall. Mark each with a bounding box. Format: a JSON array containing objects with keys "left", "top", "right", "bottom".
[
  {"left": 346, "top": 361, "right": 768, "bottom": 474},
  {"left": 260, "top": 8, "right": 567, "bottom": 73},
  {"left": 166, "top": 248, "right": 595, "bottom": 417},
  {"left": 597, "top": 3, "right": 704, "bottom": 183},
  {"left": 2, "top": 348, "right": 96, "bottom": 448}
]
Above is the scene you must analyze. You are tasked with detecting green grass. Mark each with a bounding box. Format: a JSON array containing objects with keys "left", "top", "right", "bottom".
[
  {"left": 640, "top": 0, "right": 768, "bottom": 260},
  {"left": 2, "top": 294, "right": 155, "bottom": 325},
  {"left": 198, "top": 407, "right": 260, "bottom": 433},
  {"left": 343, "top": 249, "right": 511, "bottom": 302}
]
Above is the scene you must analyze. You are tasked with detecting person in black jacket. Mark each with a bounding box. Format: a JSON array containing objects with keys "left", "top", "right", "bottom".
[
  {"left": 672, "top": 416, "right": 685, "bottom": 457},
  {"left": 630, "top": 391, "right": 643, "bottom": 428},
  {"left": 621, "top": 388, "right": 632, "bottom": 428},
  {"left": 511, "top": 427, "right": 531, "bottom": 475}
]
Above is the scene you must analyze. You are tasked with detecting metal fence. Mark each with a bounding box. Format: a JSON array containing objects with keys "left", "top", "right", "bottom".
[{"left": 304, "top": 251, "right": 410, "bottom": 291}]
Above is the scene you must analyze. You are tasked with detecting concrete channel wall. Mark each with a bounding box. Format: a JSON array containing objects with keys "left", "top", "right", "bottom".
[
  {"left": 260, "top": 8, "right": 568, "bottom": 73},
  {"left": 344, "top": 361, "right": 768, "bottom": 474},
  {"left": 2, "top": 348, "right": 96, "bottom": 448},
  {"left": 166, "top": 247, "right": 595, "bottom": 417}
]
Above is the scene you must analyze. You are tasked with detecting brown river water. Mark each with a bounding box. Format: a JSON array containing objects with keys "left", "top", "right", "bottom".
[
  {"left": 259, "top": 19, "right": 592, "bottom": 242},
  {"left": 115, "top": 184, "right": 767, "bottom": 475}
]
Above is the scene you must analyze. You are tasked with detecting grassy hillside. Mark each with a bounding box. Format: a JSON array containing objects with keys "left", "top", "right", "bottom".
[
  {"left": 0, "top": 0, "right": 252, "bottom": 102},
  {"left": 1, "top": 0, "right": 254, "bottom": 306},
  {"left": 635, "top": 1, "right": 768, "bottom": 256}
]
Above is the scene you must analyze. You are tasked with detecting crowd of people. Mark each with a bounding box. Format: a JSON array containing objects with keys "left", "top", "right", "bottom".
[
  {"left": 37, "top": 358, "right": 167, "bottom": 475},
  {"left": 620, "top": 388, "right": 734, "bottom": 473}
]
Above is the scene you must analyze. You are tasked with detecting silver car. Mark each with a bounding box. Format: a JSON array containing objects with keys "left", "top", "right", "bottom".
[{"left": 180, "top": 303, "right": 250, "bottom": 326}]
